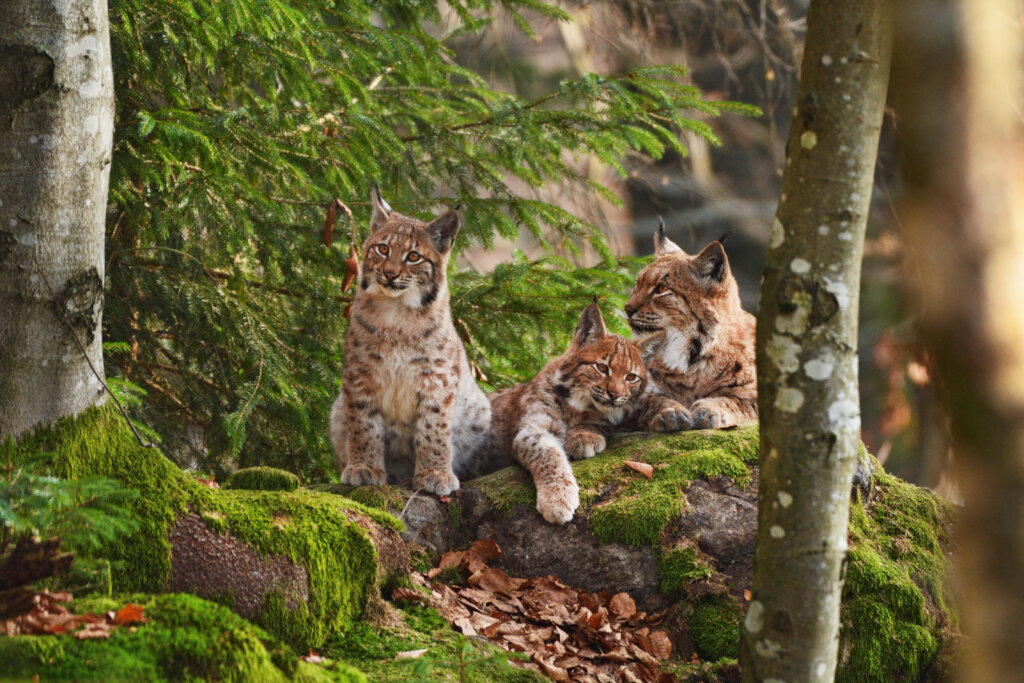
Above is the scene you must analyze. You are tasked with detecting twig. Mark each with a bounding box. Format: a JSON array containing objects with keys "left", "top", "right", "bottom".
[
  {"left": 30, "top": 255, "right": 158, "bottom": 450},
  {"left": 398, "top": 485, "right": 426, "bottom": 523}
]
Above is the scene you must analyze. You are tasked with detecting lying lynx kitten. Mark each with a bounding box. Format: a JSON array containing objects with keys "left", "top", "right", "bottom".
[
  {"left": 329, "top": 186, "right": 490, "bottom": 495},
  {"left": 488, "top": 303, "right": 686, "bottom": 524}
]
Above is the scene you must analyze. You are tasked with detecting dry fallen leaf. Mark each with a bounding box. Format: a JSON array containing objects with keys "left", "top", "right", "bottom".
[
  {"left": 609, "top": 592, "right": 637, "bottom": 620},
  {"left": 648, "top": 631, "right": 673, "bottom": 660},
  {"left": 114, "top": 603, "right": 147, "bottom": 626},
  {"left": 301, "top": 649, "right": 328, "bottom": 664},
  {"left": 390, "top": 588, "right": 425, "bottom": 604},
  {"left": 623, "top": 460, "right": 654, "bottom": 479},
  {"left": 395, "top": 648, "right": 428, "bottom": 660},
  {"left": 744, "top": 589, "right": 752, "bottom": 602}
]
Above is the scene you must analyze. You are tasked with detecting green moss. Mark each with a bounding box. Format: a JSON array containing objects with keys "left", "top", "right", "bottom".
[
  {"left": 0, "top": 593, "right": 365, "bottom": 682},
  {"left": 14, "top": 404, "right": 197, "bottom": 593},
  {"left": 337, "top": 485, "right": 407, "bottom": 515},
  {"left": 195, "top": 488, "right": 401, "bottom": 651},
  {"left": 688, "top": 596, "right": 742, "bottom": 662},
  {"left": 659, "top": 545, "right": 714, "bottom": 599},
  {"left": 837, "top": 460, "right": 955, "bottom": 682},
  {"left": 226, "top": 466, "right": 300, "bottom": 492},
  {"left": 473, "top": 425, "right": 760, "bottom": 547},
  {"left": 323, "top": 604, "right": 544, "bottom": 683},
  {"left": 14, "top": 404, "right": 403, "bottom": 652}
]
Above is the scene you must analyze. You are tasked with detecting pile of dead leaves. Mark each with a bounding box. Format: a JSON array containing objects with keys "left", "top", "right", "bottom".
[
  {"left": 1, "top": 590, "right": 146, "bottom": 639},
  {"left": 404, "top": 539, "right": 678, "bottom": 683}
]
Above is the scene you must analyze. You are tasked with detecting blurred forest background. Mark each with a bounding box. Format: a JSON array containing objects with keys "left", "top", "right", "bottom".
[{"left": 104, "top": 0, "right": 943, "bottom": 492}]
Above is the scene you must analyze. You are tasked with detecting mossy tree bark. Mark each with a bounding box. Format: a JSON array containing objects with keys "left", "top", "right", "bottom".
[
  {"left": 740, "top": 1, "right": 894, "bottom": 681},
  {"left": 893, "top": 1, "right": 1024, "bottom": 680},
  {"left": 0, "top": 0, "right": 114, "bottom": 437}
]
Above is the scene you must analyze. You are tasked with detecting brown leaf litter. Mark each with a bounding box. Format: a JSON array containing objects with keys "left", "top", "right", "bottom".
[
  {"left": 403, "top": 539, "right": 680, "bottom": 683},
  {"left": 1, "top": 590, "right": 147, "bottom": 639}
]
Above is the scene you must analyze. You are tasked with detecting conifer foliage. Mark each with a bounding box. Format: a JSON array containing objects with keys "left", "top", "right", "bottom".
[{"left": 104, "top": 0, "right": 751, "bottom": 478}]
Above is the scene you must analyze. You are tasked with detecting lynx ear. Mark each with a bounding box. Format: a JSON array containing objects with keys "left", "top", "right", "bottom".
[
  {"left": 426, "top": 209, "right": 460, "bottom": 254},
  {"left": 690, "top": 241, "right": 729, "bottom": 288},
  {"left": 571, "top": 301, "right": 609, "bottom": 349},
  {"left": 634, "top": 330, "right": 666, "bottom": 363},
  {"left": 369, "top": 182, "right": 393, "bottom": 232},
  {"left": 654, "top": 218, "right": 684, "bottom": 256}
]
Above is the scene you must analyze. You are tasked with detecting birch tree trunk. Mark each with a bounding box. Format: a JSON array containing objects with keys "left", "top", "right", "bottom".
[
  {"left": 0, "top": 0, "right": 114, "bottom": 437},
  {"left": 739, "top": 1, "right": 893, "bottom": 680},
  {"left": 893, "top": 1, "right": 1024, "bottom": 679}
]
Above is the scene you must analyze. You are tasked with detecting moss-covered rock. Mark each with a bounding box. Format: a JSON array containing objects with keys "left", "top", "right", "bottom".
[
  {"left": 226, "top": 466, "right": 301, "bottom": 491},
  {"left": 837, "top": 462, "right": 956, "bottom": 682},
  {"left": 0, "top": 593, "right": 365, "bottom": 682},
  {"left": 474, "top": 426, "right": 759, "bottom": 546},
  {"left": 13, "top": 404, "right": 405, "bottom": 651},
  {"left": 403, "top": 424, "right": 956, "bottom": 680}
]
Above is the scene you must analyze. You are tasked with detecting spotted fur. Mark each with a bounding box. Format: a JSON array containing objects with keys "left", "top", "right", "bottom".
[
  {"left": 488, "top": 303, "right": 665, "bottom": 524},
  {"left": 329, "top": 186, "right": 490, "bottom": 495},
  {"left": 623, "top": 222, "right": 757, "bottom": 430}
]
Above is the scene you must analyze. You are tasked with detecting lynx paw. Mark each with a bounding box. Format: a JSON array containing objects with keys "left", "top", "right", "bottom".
[
  {"left": 413, "top": 468, "right": 460, "bottom": 496},
  {"left": 536, "top": 479, "right": 580, "bottom": 525},
  {"left": 340, "top": 463, "right": 387, "bottom": 487},
  {"left": 690, "top": 399, "right": 738, "bottom": 430},
  {"left": 649, "top": 401, "right": 693, "bottom": 432},
  {"left": 565, "top": 431, "right": 606, "bottom": 460}
]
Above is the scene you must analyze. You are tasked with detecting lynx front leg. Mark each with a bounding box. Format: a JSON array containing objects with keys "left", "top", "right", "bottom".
[
  {"left": 340, "top": 391, "right": 387, "bottom": 486},
  {"left": 412, "top": 389, "right": 460, "bottom": 496},
  {"left": 565, "top": 424, "right": 607, "bottom": 460},
  {"left": 513, "top": 426, "right": 579, "bottom": 525},
  {"left": 690, "top": 396, "right": 756, "bottom": 429},
  {"left": 626, "top": 393, "right": 693, "bottom": 432}
]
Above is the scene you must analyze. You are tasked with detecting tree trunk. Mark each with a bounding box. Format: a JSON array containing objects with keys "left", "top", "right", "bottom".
[
  {"left": 740, "top": 1, "right": 893, "bottom": 681},
  {"left": 0, "top": 0, "right": 114, "bottom": 437},
  {"left": 893, "top": 1, "right": 1024, "bottom": 679}
]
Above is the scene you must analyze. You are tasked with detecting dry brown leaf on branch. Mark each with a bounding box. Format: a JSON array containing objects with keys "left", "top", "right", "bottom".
[
  {"left": 623, "top": 460, "right": 654, "bottom": 479},
  {"left": 341, "top": 245, "right": 359, "bottom": 293}
]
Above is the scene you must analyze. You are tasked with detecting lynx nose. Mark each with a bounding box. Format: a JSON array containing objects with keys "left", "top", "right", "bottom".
[
  {"left": 624, "top": 303, "right": 637, "bottom": 318},
  {"left": 382, "top": 269, "right": 399, "bottom": 281},
  {"left": 607, "top": 387, "right": 622, "bottom": 400}
]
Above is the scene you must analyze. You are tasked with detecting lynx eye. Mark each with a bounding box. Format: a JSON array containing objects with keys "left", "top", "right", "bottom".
[
  {"left": 625, "top": 372, "right": 640, "bottom": 383},
  {"left": 406, "top": 251, "right": 422, "bottom": 263},
  {"left": 594, "top": 362, "right": 610, "bottom": 375},
  {"left": 375, "top": 243, "right": 390, "bottom": 257},
  {"left": 654, "top": 283, "right": 670, "bottom": 295}
]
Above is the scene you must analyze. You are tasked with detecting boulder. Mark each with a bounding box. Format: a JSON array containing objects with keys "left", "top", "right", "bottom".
[{"left": 338, "top": 426, "right": 958, "bottom": 682}]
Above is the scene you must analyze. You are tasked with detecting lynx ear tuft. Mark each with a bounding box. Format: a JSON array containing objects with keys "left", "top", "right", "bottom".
[
  {"left": 427, "top": 209, "right": 461, "bottom": 254},
  {"left": 654, "top": 218, "right": 684, "bottom": 256},
  {"left": 571, "top": 302, "right": 609, "bottom": 349},
  {"left": 369, "top": 182, "right": 393, "bottom": 231}
]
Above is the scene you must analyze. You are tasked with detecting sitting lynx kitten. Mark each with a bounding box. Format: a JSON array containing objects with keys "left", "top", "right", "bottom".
[
  {"left": 624, "top": 221, "right": 757, "bottom": 430},
  {"left": 329, "top": 186, "right": 490, "bottom": 495},
  {"left": 488, "top": 303, "right": 680, "bottom": 524}
]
